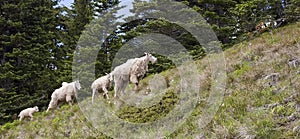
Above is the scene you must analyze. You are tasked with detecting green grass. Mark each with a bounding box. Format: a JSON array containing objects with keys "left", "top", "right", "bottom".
[{"left": 1, "top": 22, "right": 300, "bottom": 138}]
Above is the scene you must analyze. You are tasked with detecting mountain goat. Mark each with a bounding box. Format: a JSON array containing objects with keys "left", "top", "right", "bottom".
[
  {"left": 46, "top": 80, "right": 81, "bottom": 112},
  {"left": 18, "top": 106, "right": 39, "bottom": 121},
  {"left": 111, "top": 52, "right": 157, "bottom": 97},
  {"left": 91, "top": 73, "right": 112, "bottom": 103}
]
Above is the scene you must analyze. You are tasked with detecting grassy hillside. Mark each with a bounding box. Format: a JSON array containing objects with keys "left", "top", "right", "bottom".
[{"left": 1, "top": 22, "right": 300, "bottom": 138}]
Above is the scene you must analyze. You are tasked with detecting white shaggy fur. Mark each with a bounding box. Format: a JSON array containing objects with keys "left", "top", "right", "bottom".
[
  {"left": 46, "top": 80, "right": 81, "bottom": 112},
  {"left": 62, "top": 82, "right": 69, "bottom": 86},
  {"left": 111, "top": 53, "right": 157, "bottom": 97},
  {"left": 18, "top": 106, "right": 39, "bottom": 121},
  {"left": 91, "top": 73, "right": 112, "bottom": 103}
]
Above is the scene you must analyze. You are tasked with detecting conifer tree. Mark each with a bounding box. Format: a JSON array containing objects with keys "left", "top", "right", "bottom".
[
  {"left": 0, "top": 0, "right": 63, "bottom": 124},
  {"left": 283, "top": 0, "right": 300, "bottom": 22},
  {"left": 55, "top": 0, "right": 95, "bottom": 84},
  {"left": 119, "top": 0, "right": 208, "bottom": 71},
  {"left": 72, "top": 0, "right": 122, "bottom": 97}
]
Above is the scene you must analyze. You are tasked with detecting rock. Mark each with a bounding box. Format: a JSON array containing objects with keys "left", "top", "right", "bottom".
[{"left": 288, "top": 59, "right": 300, "bottom": 68}]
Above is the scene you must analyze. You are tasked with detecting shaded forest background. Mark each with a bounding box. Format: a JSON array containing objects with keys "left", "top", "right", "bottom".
[{"left": 0, "top": 0, "right": 299, "bottom": 125}]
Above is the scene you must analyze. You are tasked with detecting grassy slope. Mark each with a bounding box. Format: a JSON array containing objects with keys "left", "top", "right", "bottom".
[{"left": 1, "top": 22, "right": 300, "bottom": 139}]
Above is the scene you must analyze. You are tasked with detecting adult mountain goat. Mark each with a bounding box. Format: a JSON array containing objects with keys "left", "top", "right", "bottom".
[
  {"left": 46, "top": 80, "right": 81, "bottom": 112},
  {"left": 111, "top": 52, "right": 157, "bottom": 97}
]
